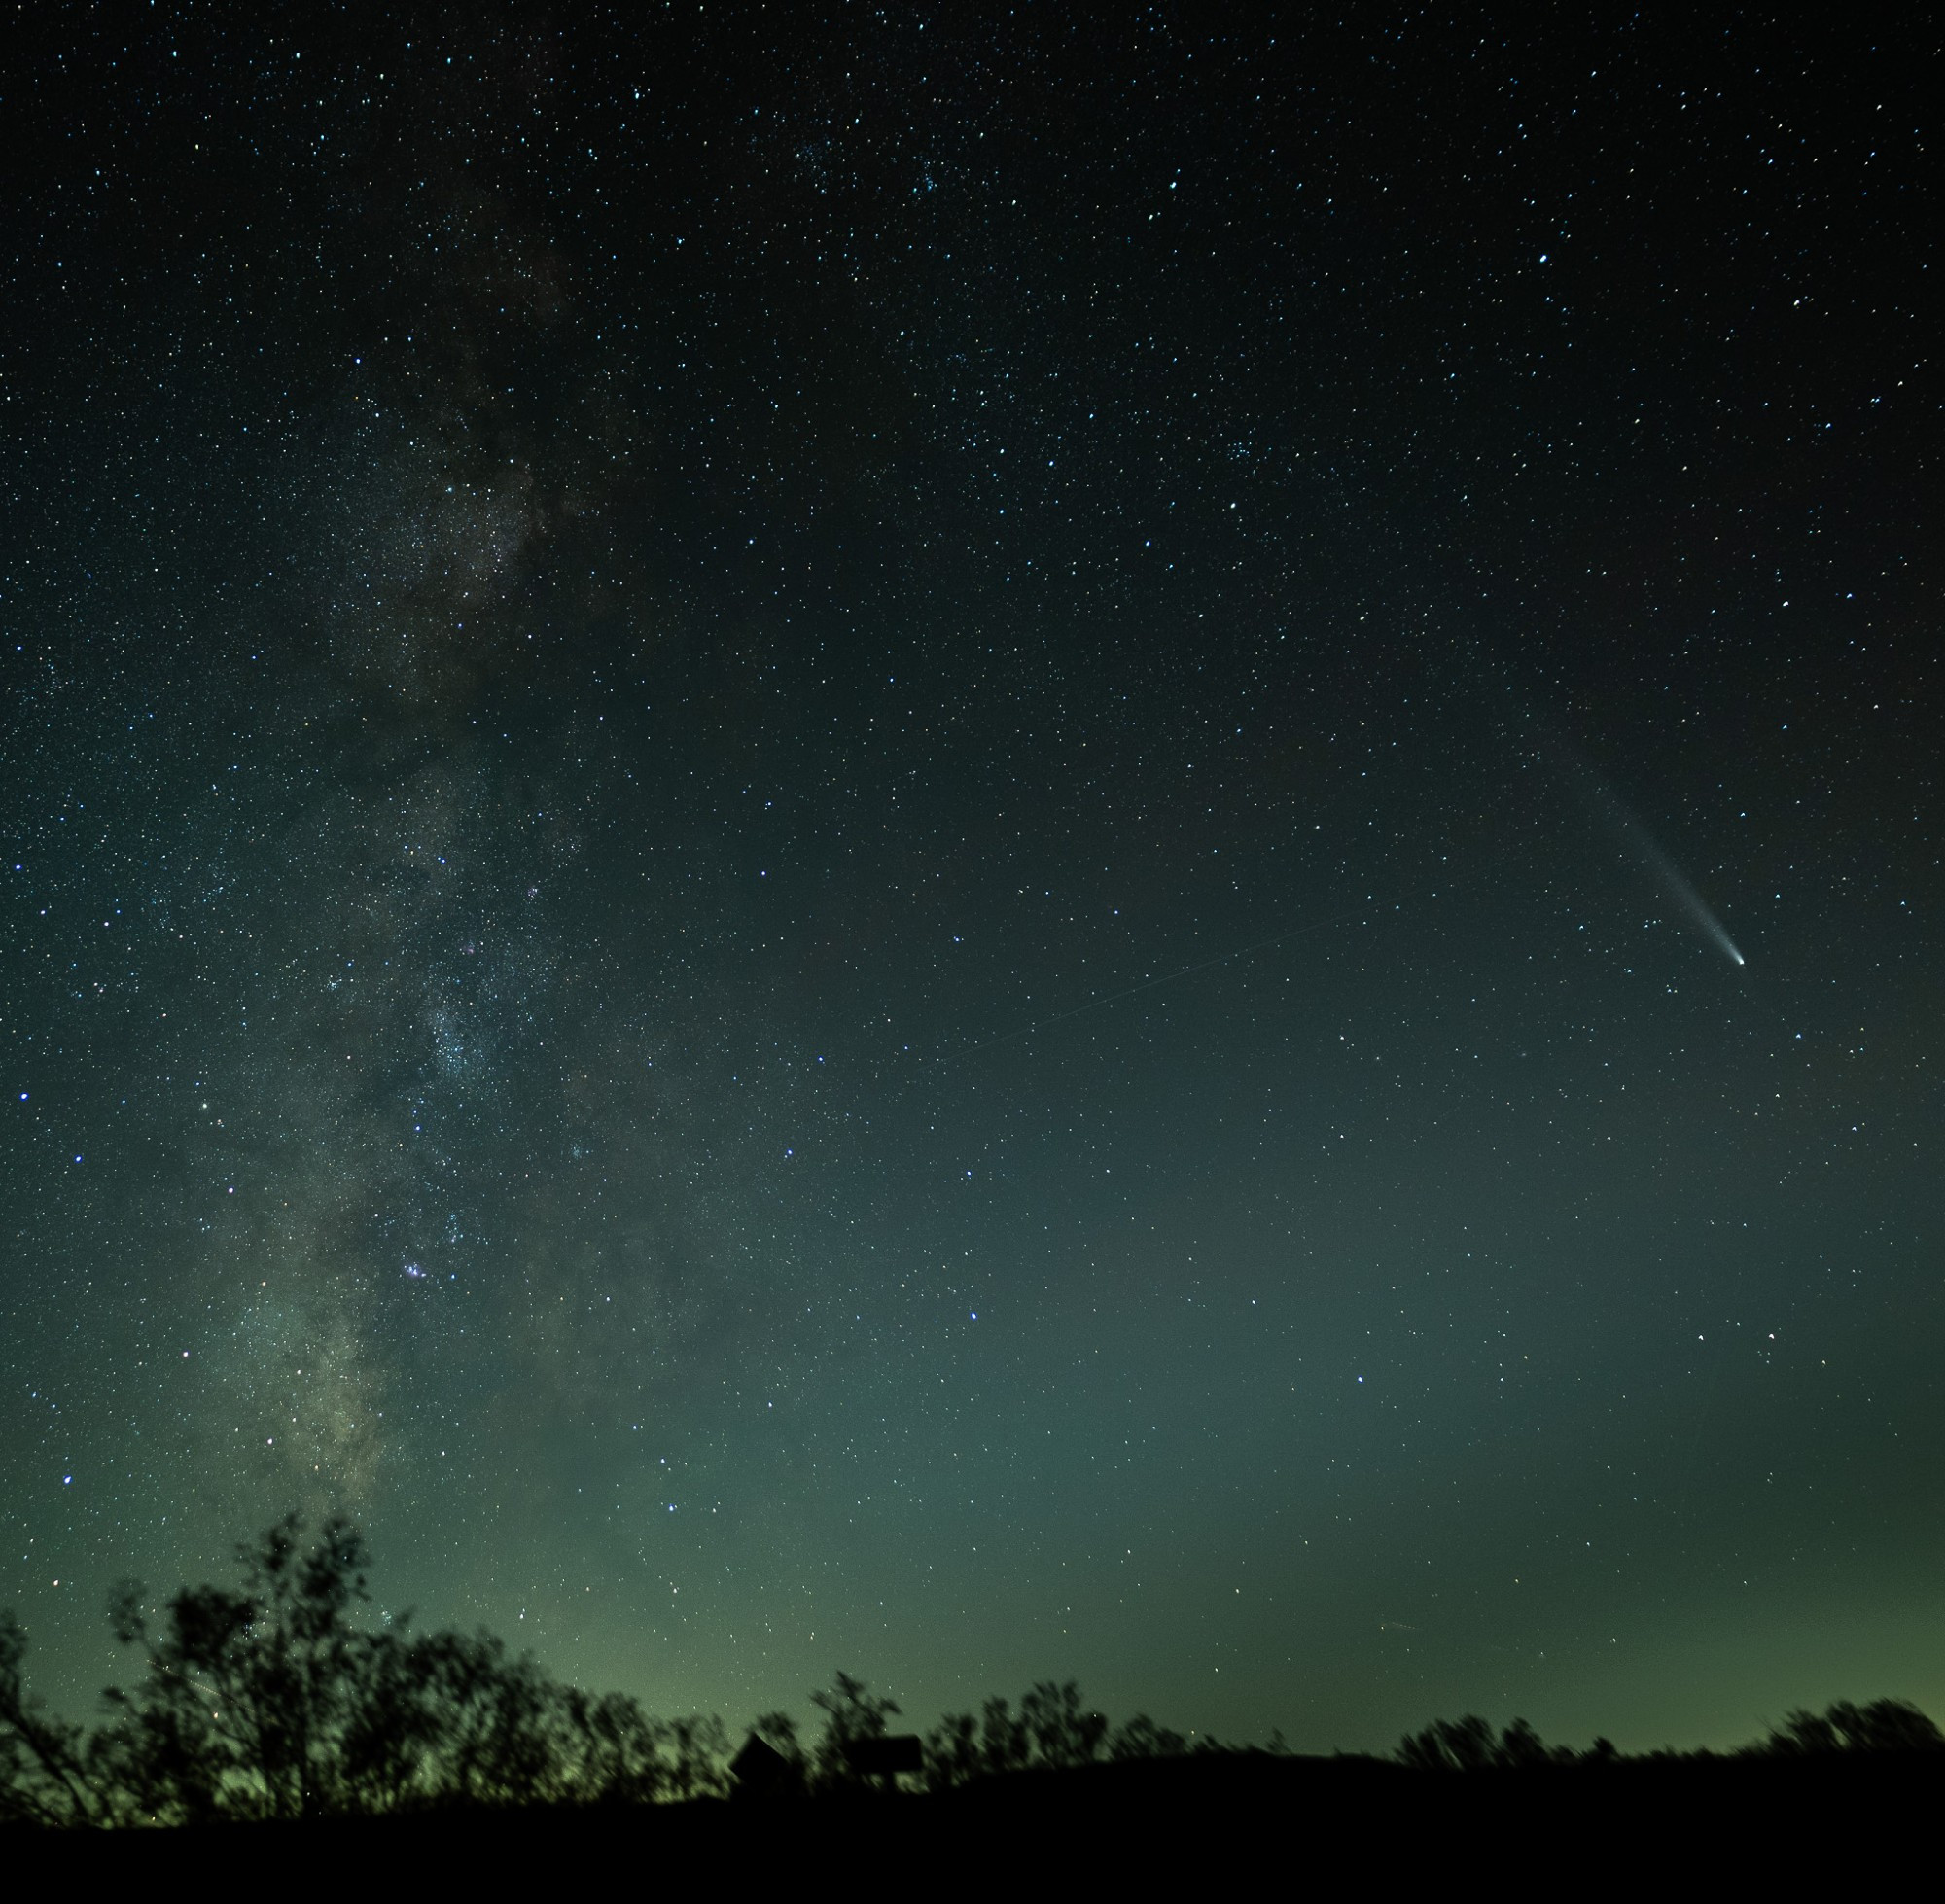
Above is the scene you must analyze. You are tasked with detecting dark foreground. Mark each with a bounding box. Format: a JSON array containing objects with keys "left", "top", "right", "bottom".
[{"left": 9, "top": 1752, "right": 1936, "bottom": 1886}]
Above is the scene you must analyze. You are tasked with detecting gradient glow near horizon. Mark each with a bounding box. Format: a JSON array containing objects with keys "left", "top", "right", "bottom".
[{"left": 2, "top": 11, "right": 1938, "bottom": 1758}]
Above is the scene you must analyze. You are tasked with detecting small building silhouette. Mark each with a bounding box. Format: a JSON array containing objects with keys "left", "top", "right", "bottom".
[{"left": 729, "top": 1730, "right": 805, "bottom": 1800}]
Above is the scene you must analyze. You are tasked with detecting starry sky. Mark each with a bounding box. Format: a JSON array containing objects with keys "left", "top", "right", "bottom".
[{"left": 4, "top": 6, "right": 1938, "bottom": 1754}]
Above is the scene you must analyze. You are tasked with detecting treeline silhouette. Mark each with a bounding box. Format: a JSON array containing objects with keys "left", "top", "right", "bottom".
[{"left": 2, "top": 1515, "right": 1938, "bottom": 1829}]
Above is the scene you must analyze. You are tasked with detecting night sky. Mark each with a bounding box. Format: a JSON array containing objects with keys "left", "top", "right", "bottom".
[{"left": 4, "top": 7, "right": 1938, "bottom": 1755}]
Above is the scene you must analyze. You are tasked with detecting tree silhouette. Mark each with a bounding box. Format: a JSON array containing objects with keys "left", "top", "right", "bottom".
[
  {"left": 807, "top": 1672, "right": 901, "bottom": 1788},
  {"left": 664, "top": 1714, "right": 732, "bottom": 1801},
  {"left": 1761, "top": 1698, "right": 1945, "bottom": 1757},
  {"left": 98, "top": 1512, "right": 373, "bottom": 1820},
  {"left": 979, "top": 1694, "right": 1030, "bottom": 1776},
  {"left": 921, "top": 1684, "right": 1119, "bottom": 1787},
  {"left": 562, "top": 1689, "right": 675, "bottom": 1806},
  {"left": 1493, "top": 1717, "right": 1559, "bottom": 1769},
  {"left": 1019, "top": 1680, "right": 1109, "bottom": 1769},
  {"left": 412, "top": 1629, "right": 564, "bottom": 1806},
  {"left": 923, "top": 1710, "right": 980, "bottom": 1791},
  {"left": 1397, "top": 1714, "right": 1500, "bottom": 1771},
  {"left": 11, "top": 1512, "right": 736, "bottom": 1822},
  {"left": 0, "top": 1613, "right": 107, "bottom": 1827},
  {"left": 8, "top": 1509, "right": 1945, "bottom": 1828},
  {"left": 1107, "top": 1712, "right": 1188, "bottom": 1762},
  {"left": 336, "top": 1620, "right": 441, "bottom": 1814}
]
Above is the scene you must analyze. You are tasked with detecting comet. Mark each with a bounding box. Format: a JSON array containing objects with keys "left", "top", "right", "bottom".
[
  {"left": 1613, "top": 805, "right": 1747, "bottom": 966},
  {"left": 1560, "top": 743, "right": 1745, "bottom": 967}
]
